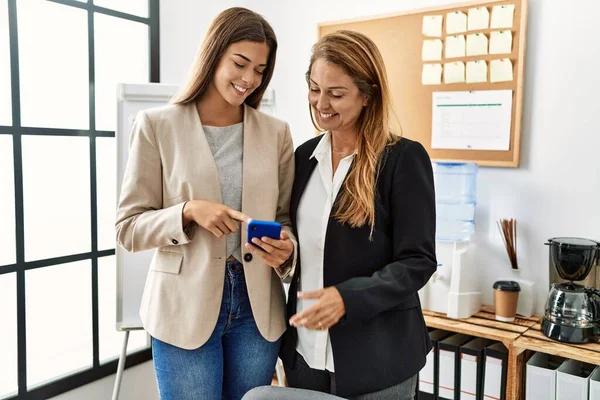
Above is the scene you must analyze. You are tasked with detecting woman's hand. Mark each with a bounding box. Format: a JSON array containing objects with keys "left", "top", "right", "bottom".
[
  {"left": 289, "top": 287, "right": 346, "bottom": 330},
  {"left": 183, "top": 200, "right": 250, "bottom": 238},
  {"left": 244, "top": 230, "right": 294, "bottom": 269}
]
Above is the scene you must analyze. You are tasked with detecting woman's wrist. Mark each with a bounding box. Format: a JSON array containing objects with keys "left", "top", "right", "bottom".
[
  {"left": 182, "top": 200, "right": 196, "bottom": 227},
  {"left": 275, "top": 252, "right": 294, "bottom": 277}
]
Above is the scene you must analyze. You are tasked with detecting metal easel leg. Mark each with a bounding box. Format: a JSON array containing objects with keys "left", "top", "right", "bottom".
[{"left": 111, "top": 330, "right": 130, "bottom": 400}]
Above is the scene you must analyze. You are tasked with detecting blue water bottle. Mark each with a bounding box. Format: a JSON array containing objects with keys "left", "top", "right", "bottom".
[{"left": 432, "top": 162, "right": 478, "bottom": 242}]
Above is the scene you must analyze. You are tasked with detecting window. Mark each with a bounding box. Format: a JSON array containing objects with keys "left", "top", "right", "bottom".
[
  {"left": 22, "top": 136, "right": 91, "bottom": 261},
  {"left": 1, "top": 0, "right": 159, "bottom": 398},
  {"left": 0, "top": 0, "right": 11, "bottom": 126},
  {"left": 18, "top": 0, "right": 89, "bottom": 129},
  {"left": 26, "top": 261, "right": 93, "bottom": 387},
  {"left": 0, "top": 136, "right": 16, "bottom": 267},
  {"left": 0, "top": 273, "right": 17, "bottom": 399}
]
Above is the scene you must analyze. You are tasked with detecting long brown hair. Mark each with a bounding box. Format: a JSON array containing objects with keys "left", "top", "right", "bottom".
[
  {"left": 307, "top": 30, "right": 399, "bottom": 235},
  {"left": 171, "top": 7, "right": 277, "bottom": 108}
]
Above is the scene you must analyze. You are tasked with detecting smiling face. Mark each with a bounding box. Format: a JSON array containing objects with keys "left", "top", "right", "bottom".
[
  {"left": 308, "top": 58, "right": 368, "bottom": 134},
  {"left": 210, "top": 40, "right": 270, "bottom": 107}
]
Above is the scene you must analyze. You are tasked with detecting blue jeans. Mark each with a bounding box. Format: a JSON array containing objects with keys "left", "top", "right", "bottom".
[{"left": 152, "top": 260, "right": 281, "bottom": 400}]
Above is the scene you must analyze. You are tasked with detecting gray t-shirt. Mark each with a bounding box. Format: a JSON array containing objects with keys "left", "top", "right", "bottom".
[{"left": 203, "top": 123, "right": 243, "bottom": 261}]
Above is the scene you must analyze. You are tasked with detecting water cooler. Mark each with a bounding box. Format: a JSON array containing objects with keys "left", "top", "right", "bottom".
[{"left": 419, "top": 162, "right": 482, "bottom": 318}]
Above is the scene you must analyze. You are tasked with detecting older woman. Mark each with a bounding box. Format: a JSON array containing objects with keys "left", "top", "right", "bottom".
[{"left": 279, "top": 30, "right": 437, "bottom": 400}]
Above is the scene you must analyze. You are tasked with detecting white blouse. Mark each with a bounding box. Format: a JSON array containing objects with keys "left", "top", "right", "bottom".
[{"left": 295, "top": 132, "right": 356, "bottom": 372}]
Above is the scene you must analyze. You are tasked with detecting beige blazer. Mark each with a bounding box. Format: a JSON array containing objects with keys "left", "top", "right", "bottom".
[{"left": 115, "top": 103, "right": 296, "bottom": 350}]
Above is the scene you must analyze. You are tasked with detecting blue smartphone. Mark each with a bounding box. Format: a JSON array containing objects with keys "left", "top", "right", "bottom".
[{"left": 247, "top": 220, "right": 282, "bottom": 248}]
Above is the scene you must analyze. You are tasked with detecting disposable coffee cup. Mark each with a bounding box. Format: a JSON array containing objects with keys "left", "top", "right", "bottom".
[{"left": 493, "top": 280, "right": 520, "bottom": 322}]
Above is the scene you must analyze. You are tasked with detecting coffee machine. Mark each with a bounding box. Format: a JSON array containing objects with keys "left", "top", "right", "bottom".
[{"left": 542, "top": 237, "right": 600, "bottom": 343}]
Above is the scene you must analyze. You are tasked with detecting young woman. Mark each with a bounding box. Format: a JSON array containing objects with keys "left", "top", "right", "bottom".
[
  {"left": 280, "top": 30, "right": 437, "bottom": 400},
  {"left": 116, "top": 7, "right": 296, "bottom": 400}
]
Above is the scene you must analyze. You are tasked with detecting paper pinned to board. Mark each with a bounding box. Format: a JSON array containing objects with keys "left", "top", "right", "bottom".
[
  {"left": 468, "top": 7, "right": 490, "bottom": 30},
  {"left": 422, "top": 63, "right": 443, "bottom": 85},
  {"left": 444, "top": 62, "right": 465, "bottom": 84},
  {"left": 490, "top": 4, "right": 515, "bottom": 29},
  {"left": 423, "top": 15, "right": 443, "bottom": 37},
  {"left": 490, "top": 59, "right": 513, "bottom": 82},
  {"left": 489, "top": 31, "right": 513, "bottom": 54},
  {"left": 445, "top": 35, "right": 466, "bottom": 58},
  {"left": 431, "top": 90, "right": 513, "bottom": 150},
  {"left": 466, "top": 60, "right": 487, "bottom": 83},
  {"left": 446, "top": 11, "right": 467, "bottom": 34},
  {"left": 422, "top": 39, "right": 443, "bottom": 61},
  {"left": 466, "top": 33, "right": 488, "bottom": 56}
]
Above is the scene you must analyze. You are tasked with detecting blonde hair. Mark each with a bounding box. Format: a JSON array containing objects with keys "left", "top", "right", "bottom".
[
  {"left": 171, "top": 7, "right": 277, "bottom": 108},
  {"left": 307, "top": 30, "right": 399, "bottom": 236}
]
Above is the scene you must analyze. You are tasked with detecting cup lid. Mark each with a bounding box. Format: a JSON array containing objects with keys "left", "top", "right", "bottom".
[{"left": 493, "top": 280, "right": 521, "bottom": 292}]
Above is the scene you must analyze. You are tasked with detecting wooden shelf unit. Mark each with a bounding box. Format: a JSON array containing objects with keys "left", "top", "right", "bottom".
[{"left": 422, "top": 306, "right": 600, "bottom": 399}]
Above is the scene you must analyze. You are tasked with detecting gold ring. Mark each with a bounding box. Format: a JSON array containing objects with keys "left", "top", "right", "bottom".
[{"left": 318, "top": 321, "right": 324, "bottom": 330}]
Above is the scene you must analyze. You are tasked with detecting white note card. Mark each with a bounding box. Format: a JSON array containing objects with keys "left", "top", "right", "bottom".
[
  {"left": 422, "top": 64, "right": 443, "bottom": 85},
  {"left": 446, "top": 11, "right": 467, "bottom": 34},
  {"left": 466, "top": 33, "right": 488, "bottom": 56},
  {"left": 423, "top": 15, "right": 443, "bottom": 37},
  {"left": 491, "top": 4, "right": 515, "bottom": 29},
  {"left": 444, "top": 62, "right": 465, "bottom": 84},
  {"left": 466, "top": 60, "right": 487, "bottom": 83},
  {"left": 468, "top": 7, "right": 490, "bottom": 30},
  {"left": 489, "top": 31, "right": 513, "bottom": 54},
  {"left": 422, "top": 39, "right": 443, "bottom": 61},
  {"left": 490, "top": 59, "right": 513, "bottom": 82},
  {"left": 445, "top": 35, "right": 466, "bottom": 58},
  {"left": 431, "top": 90, "right": 513, "bottom": 150}
]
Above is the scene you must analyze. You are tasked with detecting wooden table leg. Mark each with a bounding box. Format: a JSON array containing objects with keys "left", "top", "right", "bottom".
[{"left": 507, "top": 345, "right": 526, "bottom": 400}]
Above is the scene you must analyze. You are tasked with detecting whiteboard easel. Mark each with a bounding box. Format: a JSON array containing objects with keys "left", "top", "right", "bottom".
[
  {"left": 115, "top": 82, "right": 179, "bottom": 332},
  {"left": 112, "top": 82, "right": 179, "bottom": 400}
]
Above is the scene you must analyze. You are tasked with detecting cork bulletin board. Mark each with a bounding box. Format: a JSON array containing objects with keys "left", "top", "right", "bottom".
[{"left": 318, "top": 0, "right": 528, "bottom": 167}]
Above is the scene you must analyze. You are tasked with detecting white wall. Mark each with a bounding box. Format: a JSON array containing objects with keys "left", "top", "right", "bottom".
[{"left": 160, "top": 0, "right": 252, "bottom": 84}]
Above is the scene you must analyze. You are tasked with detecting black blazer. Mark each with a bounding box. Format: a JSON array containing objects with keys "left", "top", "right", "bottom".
[{"left": 280, "top": 135, "right": 437, "bottom": 398}]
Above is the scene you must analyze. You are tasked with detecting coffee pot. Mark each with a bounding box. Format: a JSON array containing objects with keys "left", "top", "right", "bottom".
[{"left": 542, "top": 237, "right": 600, "bottom": 343}]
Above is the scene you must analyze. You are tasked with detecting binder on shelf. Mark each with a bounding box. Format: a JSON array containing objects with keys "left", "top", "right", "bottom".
[
  {"left": 589, "top": 365, "right": 600, "bottom": 400},
  {"left": 525, "top": 352, "right": 564, "bottom": 400},
  {"left": 482, "top": 342, "right": 508, "bottom": 400},
  {"left": 459, "top": 337, "right": 493, "bottom": 400},
  {"left": 418, "top": 329, "right": 454, "bottom": 400},
  {"left": 438, "top": 333, "right": 473, "bottom": 400},
  {"left": 556, "top": 359, "right": 595, "bottom": 400}
]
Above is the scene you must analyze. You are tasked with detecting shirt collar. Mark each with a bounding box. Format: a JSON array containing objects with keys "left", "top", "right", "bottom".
[
  {"left": 309, "top": 131, "right": 357, "bottom": 161},
  {"left": 309, "top": 131, "right": 332, "bottom": 160}
]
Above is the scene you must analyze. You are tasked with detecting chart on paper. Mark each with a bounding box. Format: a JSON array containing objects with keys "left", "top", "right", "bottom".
[{"left": 431, "top": 90, "right": 513, "bottom": 151}]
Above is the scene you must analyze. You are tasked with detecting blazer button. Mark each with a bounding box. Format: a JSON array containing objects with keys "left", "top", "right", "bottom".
[
  {"left": 171, "top": 239, "right": 178, "bottom": 245},
  {"left": 244, "top": 253, "right": 253, "bottom": 262}
]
